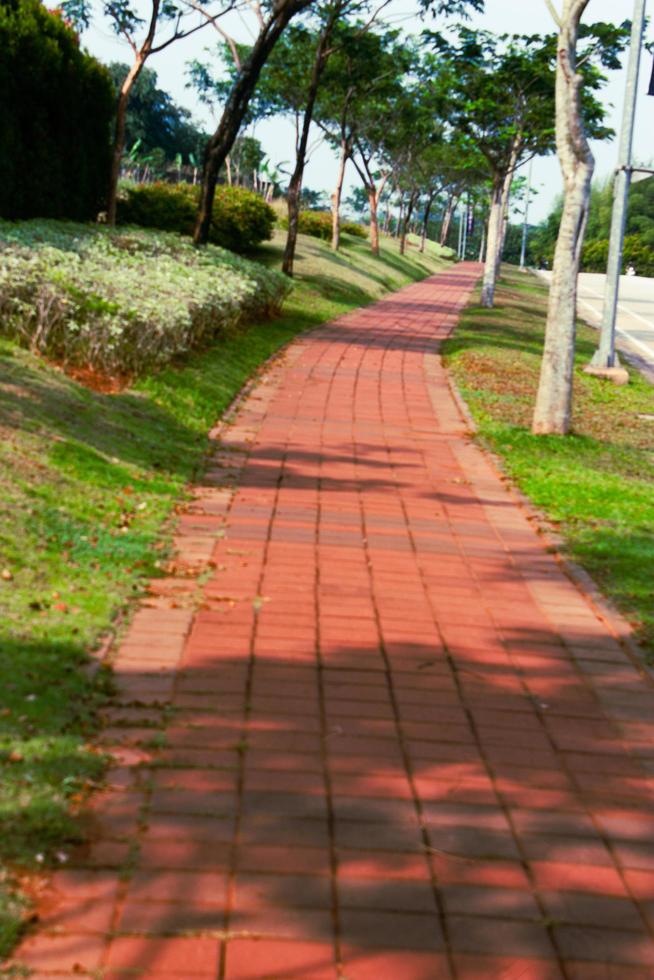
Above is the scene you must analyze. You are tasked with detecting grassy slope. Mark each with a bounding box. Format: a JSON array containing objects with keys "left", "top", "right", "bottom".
[
  {"left": 444, "top": 266, "right": 654, "bottom": 658},
  {"left": 0, "top": 227, "right": 449, "bottom": 957}
]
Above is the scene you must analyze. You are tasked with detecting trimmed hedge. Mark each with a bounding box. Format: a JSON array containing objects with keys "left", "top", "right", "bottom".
[
  {"left": 278, "top": 210, "right": 368, "bottom": 241},
  {"left": 117, "top": 182, "right": 275, "bottom": 252},
  {"left": 0, "top": 220, "right": 289, "bottom": 376},
  {"left": 0, "top": 0, "right": 113, "bottom": 220}
]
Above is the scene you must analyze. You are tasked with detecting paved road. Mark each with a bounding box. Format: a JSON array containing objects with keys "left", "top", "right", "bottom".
[
  {"left": 539, "top": 271, "right": 654, "bottom": 381},
  {"left": 13, "top": 264, "right": 654, "bottom": 979}
]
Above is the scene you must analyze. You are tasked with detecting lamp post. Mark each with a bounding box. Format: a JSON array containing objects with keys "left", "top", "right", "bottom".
[
  {"left": 520, "top": 159, "right": 533, "bottom": 270},
  {"left": 589, "top": 0, "right": 647, "bottom": 371},
  {"left": 457, "top": 200, "right": 464, "bottom": 258}
]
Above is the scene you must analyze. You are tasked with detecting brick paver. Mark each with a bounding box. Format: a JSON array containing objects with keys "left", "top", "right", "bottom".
[{"left": 11, "top": 263, "right": 654, "bottom": 978}]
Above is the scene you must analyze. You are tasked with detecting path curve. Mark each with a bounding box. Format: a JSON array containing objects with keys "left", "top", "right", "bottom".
[{"left": 13, "top": 263, "right": 654, "bottom": 979}]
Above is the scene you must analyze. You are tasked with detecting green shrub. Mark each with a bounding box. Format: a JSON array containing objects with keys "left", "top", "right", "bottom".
[
  {"left": 211, "top": 184, "right": 276, "bottom": 251},
  {"left": 342, "top": 221, "right": 369, "bottom": 239},
  {"left": 117, "top": 182, "right": 275, "bottom": 252},
  {"left": 277, "top": 210, "right": 368, "bottom": 241},
  {"left": 278, "top": 210, "right": 331, "bottom": 240},
  {"left": 0, "top": 0, "right": 113, "bottom": 221},
  {"left": 0, "top": 220, "right": 289, "bottom": 376}
]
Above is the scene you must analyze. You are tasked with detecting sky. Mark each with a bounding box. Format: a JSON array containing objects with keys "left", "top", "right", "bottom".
[{"left": 77, "top": 0, "right": 652, "bottom": 224}]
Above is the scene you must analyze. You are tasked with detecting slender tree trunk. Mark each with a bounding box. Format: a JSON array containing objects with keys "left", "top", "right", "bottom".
[
  {"left": 439, "top": 194, "right": 456, "bottom": 247},
  {"left": 400, "top": 191, "right": 418, "bottom": 255},
  {"left": 480, "top": 177, "right": 504, "bottom": 307},
  {"left": 481, "top": 139, "right": 520, "bottom": 307},
  {"left": 382, "top": 187, "right": 394, "bottom": 235},
  {"left": 107, "top": 57, "right": 146, "bottom": 224},
  {"left": 367, "top": 189, "right": 379, "bottom": 255},
  {"left": 420, "top": 192, "right": 435, "bottom": 253},
  {"left": 331, "top": 139, "right": 349, "bottom": 251},
  {"left": 533, "top": 0, "right": 594, "bottom": 435},
  {"left": 194, "top": 0, "right": 310, "bottom": 246},
  {"left": 395, "top": 197, "right": 405, "bottom": 240},
  {"left": 283, "top": 9, "right": 339, "bottom": 276},
  {"left": 478, "top": 221, "right": 486, "bottom": 263}
]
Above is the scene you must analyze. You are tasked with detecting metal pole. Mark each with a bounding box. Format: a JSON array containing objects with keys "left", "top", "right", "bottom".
[
  {"left": 590, "top": 0, "right": 647, "bottom": 369},
  {"left": 520, "top": 159, "right": 533, "bottom": 270},
  {"left": 457, "top": 202, "right": 464, "bottom": 259}
]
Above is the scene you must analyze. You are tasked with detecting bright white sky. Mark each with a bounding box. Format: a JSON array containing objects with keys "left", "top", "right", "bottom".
[{"left": 78, "top": 0, "right": 652, "bottom": 223}]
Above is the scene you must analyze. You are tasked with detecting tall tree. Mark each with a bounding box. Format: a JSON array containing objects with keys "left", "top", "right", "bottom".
[
  {"left": 193, "top": 0, "right": 314, "bottom": 245},
  {"left": 316, "top": 27, "right": 414, "bottom": 254},
  {"left": 424, "top": 30, "right": 559, "bottom": 307},
  {"left": 315, "top": 1, "right": 485, "bottom": 253},
  {"left": 532, "top": 2, "right": 628, "bottom": 435},
  {"left": 62, "top": 0, "right": 235, "bottom": 223}
]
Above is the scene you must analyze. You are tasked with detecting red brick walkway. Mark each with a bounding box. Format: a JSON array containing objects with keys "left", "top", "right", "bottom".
[{"left": 13, "top": 263, "right": 654, "bottom": 979}]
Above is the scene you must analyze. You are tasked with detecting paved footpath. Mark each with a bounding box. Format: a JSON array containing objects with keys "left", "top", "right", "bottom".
[{"left": 13, "top": 263, "right": 654, "bottom": 979}]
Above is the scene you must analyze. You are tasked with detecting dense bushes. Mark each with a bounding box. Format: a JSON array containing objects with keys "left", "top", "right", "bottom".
[
  {"left": 278, "top": 210, "right": 368, "bottom": 241},
  {"left": 342, "top": 220, "right": 369, "bottom": 238},
  {"left": 0, "top": 220, "right": 289, "bottom": 376},
  {"left": 117, "top": 182, "right": 275, "bottom": 252},
  {"left": 0, "top": 0, "right": 113, "bottom": 221},
  {"left": 582, "top": 235, "right": 654, "bottom": 278}
]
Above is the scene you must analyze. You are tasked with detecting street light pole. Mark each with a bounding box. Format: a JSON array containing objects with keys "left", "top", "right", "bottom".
[
  {"left": 520, "top": 159, "right": 533, "bottom": 271},
  {"left": 457, "top": 201, "right": 464, "bottom": 259},
  {"left": 589, "top": 0, "right": 647, "bottom": 370},
  {"left": 461, "top": 195, "right": 469, "bottom": 259}
]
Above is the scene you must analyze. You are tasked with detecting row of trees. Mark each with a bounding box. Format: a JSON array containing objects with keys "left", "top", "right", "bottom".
[
  {"left": 61, "top": 0, "right": 490, "bottom": 240},
  {"left": 14, "top": 0, "right": 632, "bottom": 436},
  {"left": 59, "top": 0, "right": 625, "bottom": 308}
]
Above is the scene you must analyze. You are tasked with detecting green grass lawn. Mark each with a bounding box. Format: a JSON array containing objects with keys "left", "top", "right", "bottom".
[
  {"left": 0, "top": 225, "right": 450, "bottom": 958},
  {"left": 444, "top": 266, "right": 654, "bottom": 660}
]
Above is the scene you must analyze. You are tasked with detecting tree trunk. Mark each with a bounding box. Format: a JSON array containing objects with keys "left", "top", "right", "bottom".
[
  {"left": 532, "top": 0, "right": 594, "bottom": 435},
  {"left": 420, "top": 219, "right": 428, "bottom": 253},
  {"left": 382, "top": 189, "right": 393, "bottom": 235},
  {"left": 194, "top": 0, "right": 310, "bottom": 246},
  {"left": 481, "top": 139, "right": 520, "bottom": 307},
  {"left": 331, "top": 139, "right": 349, "bottom": 251},
  {"left": 107, "top": 57, "right": 145, "bottom": 225},
  {"left": 439, "top": 194, "right": 456, "bottom": 247},
  {"left": 368, "top": 188, "right": 381, "bottom": 255},
  {"left": 478, "top": 221, "right": 486, "bottom": 263},
  {"left": 396, "top": 197, "right": 405, "bottom": 240},
  {"left": 400, "top": 191, "right": 418, "bottom": 255},
  {"left": 282, "top": 9, "right": 339, "bottom": 276},
  {"left": 480, "top": 178, "right": 504, "bottom": 307}
]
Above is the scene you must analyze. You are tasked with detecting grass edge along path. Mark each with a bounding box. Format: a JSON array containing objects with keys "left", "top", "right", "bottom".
[
  {"left": 0, "top": 226, "right": 451, "bottom": 963},
  {"left": 443, "top": 266, "right": 654, "bottom": 663}
]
